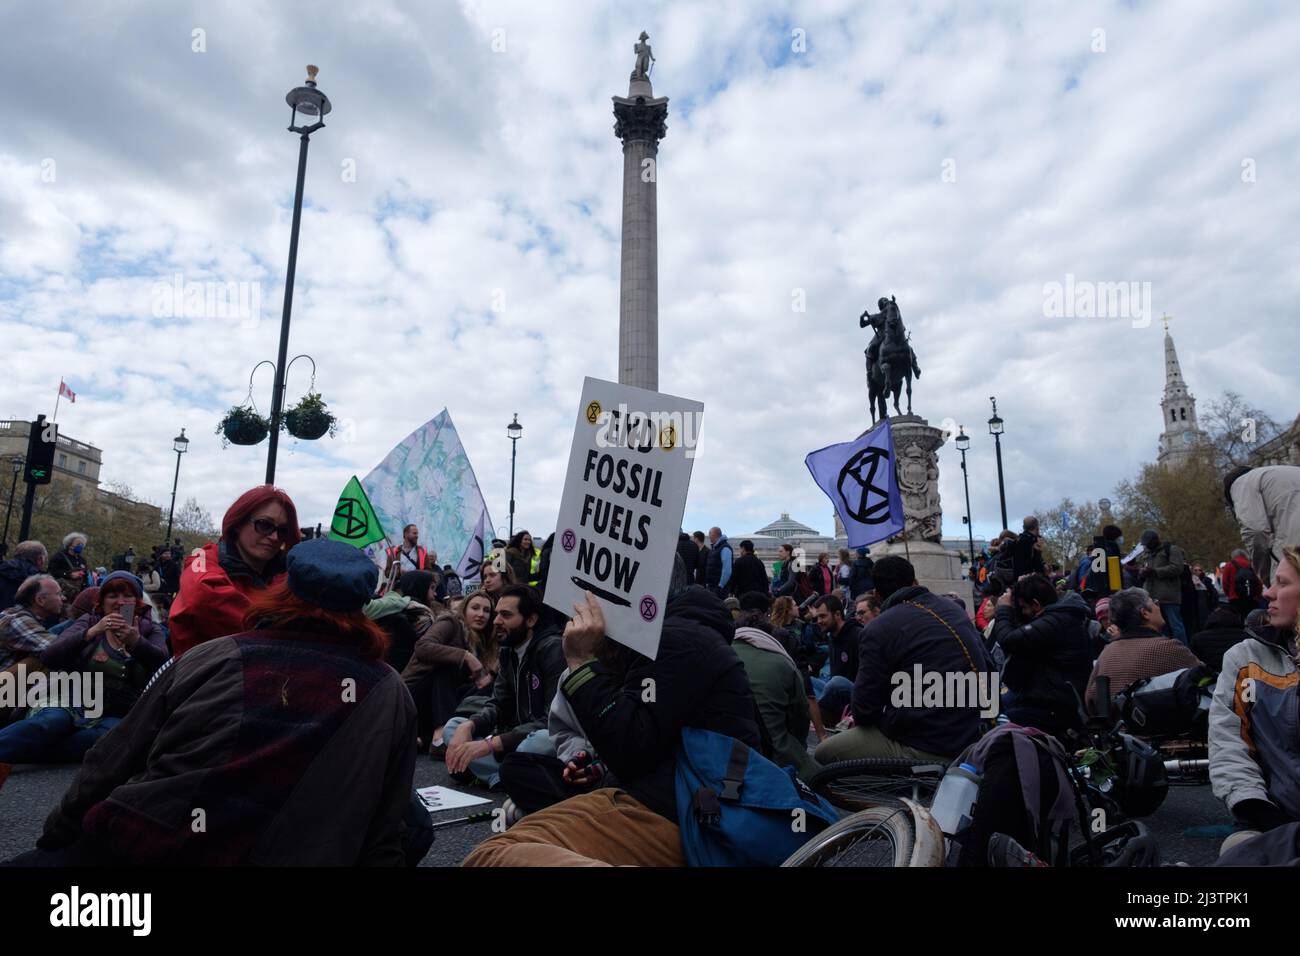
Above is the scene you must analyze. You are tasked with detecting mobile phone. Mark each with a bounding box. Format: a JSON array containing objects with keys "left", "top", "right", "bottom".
[{"left": 119, "top": 604, "right": 135, "bottom": 627}]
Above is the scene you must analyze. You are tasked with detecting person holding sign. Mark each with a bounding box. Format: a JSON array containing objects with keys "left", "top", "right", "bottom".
[{"left": 464, "top": 559, "right": 763, "bottom": 867}]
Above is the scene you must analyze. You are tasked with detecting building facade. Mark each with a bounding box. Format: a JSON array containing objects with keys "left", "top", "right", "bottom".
[{"left": 0, "top": 419, "right": 162, "bottom": 528}]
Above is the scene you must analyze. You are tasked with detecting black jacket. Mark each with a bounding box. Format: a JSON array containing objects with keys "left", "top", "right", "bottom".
[
  {"left": 0, "top": 558, "right": 41, "bottom": 610},
  {"left": 729, "top": 553, "right": 769, "bottom": 598},
  {"left": 829, "top": 618, "right": 863, "bottom": 681},
  {"left": 849, "top": 556, "right": 875, "bottom": 602},
  {"left": 1012, "top": 532, "right": 1046, "bottom": 578},
  {"left": 1191, "top": 624, "right": 1246, "bottom": 675},
  {"left": 852, "top": 586, "right": 993, "bottom": 758},
  {"left": 675, "top": 533, "right": 699, "bottom": 585},
  {"left": 560, "top": 586, "right": 761, "bottom": 820},
  {"left": 469, "top": 623, "right": 566, "bottom": 753},
  {"left": 48, "top": 549, "right": 87, "bottom": 582},
  {"left": 991, "top": 591, "right": 1093, "bottom": 727}
]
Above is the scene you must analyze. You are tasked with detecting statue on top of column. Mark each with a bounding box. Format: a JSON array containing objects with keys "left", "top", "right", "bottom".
[{"left": 632, "top": 31, "right": 655, "bottom": 80}]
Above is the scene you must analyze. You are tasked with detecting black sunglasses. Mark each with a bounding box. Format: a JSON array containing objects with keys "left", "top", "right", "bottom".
[{"left": 251, "top": 517, "right": 292, "bottom": 541}]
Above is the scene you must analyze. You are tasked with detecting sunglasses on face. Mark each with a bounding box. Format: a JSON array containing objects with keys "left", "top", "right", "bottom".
[{"left": 251, "top": 517, "right": 292, "bottom": 541}]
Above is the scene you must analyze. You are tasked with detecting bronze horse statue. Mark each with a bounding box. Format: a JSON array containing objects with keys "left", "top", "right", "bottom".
[{"left": 861, "top": 296, "right": 921, "bottom": 422}]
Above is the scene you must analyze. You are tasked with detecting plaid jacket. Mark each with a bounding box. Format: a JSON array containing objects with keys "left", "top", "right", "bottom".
[{"left": 0, "top": 606, "right": 55, "bottom": 670}]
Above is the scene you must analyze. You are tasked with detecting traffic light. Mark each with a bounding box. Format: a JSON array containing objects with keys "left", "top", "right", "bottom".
[{"left": 24, "top": 414, "right": 57, "bottom": 485}]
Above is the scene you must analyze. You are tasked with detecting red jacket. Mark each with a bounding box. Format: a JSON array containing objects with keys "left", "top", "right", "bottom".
[
  {"left": 1222, "top": 554, "right": 1251, "bottom": 601},
  {"left": 169, "top": 542, "right": 279, "bottom": 659}
]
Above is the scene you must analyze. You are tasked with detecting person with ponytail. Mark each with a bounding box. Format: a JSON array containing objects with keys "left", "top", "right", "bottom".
[{"left": 168, "top": 485, "right": 301, "bottom": 658}]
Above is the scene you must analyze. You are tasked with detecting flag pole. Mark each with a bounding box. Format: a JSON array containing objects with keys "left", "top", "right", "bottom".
[{"left": 52, "top": 382, "right": 62, "bottom": 426}]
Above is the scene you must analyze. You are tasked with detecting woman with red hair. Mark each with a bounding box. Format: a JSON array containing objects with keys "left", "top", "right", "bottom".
[{"left": 168, "top": 485, "right": 301, "bottom": 658}]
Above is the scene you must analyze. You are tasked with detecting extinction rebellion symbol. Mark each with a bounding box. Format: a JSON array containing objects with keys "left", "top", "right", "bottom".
[
  {"left": 561, "top": 528, "right": 577, "bottom": 553},
  {"left": 333, "top": 497, "right": 369, "bottom": 540},
  {"left": 836, "top": 446, "right": 892, "bottom": 525},
  {"left": 639, "top": 595, "right": 658, "bottom": 623}
]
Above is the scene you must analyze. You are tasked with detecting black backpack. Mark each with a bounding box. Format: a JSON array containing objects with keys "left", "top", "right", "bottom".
[{"left": 1236, "top": 565, "right": 1262, "bottom": 600}]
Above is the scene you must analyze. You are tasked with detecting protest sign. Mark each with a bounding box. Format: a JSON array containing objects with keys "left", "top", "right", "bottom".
[{"left": 544, "top": 377, "right": 703, "bottom": 660}]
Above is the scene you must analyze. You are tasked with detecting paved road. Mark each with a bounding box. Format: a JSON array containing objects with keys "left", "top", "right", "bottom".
[
  {"left": 1, "top": 754, "right": 1229, "bottom": 866},
  {"left": 0, "top": 757, "right": 505, "bottom": 867}
]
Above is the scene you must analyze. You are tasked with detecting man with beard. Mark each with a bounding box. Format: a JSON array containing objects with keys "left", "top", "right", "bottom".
[{"left": 443, "top": 585, "right": 566, "bottom": 788}]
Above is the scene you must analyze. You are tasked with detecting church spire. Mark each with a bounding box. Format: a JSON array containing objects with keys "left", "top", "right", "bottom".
[{"left": 1157, "top": 316, "right": 1204, "bottom": 465}]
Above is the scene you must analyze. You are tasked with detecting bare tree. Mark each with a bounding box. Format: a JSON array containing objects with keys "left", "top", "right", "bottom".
[
  {"left": 1201, "top": 391, "right": 1283, "bottom": 472},
  {"left": 1034, "top": 498, "right": 1104, "bottom": 571}
]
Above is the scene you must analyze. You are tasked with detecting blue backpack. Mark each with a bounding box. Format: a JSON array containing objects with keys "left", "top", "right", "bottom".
[{"left": 674, "top": 727, "right": 838, "bottom": 867}]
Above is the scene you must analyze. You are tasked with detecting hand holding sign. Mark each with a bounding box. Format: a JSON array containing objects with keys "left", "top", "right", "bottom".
[{"left": 563, "top": 591, "right": 606, "bottom": 668}]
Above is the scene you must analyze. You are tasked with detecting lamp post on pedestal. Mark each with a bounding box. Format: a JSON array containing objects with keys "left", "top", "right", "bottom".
[
  {"left": 164, "top": 429, "right": 189, "bottom": 547},
  {"left": 266, "top": 65, "right": 331, "bottom": 485},
  {"left": 956, "top": 426, "right": 975, "bottom": 566},
  {"left": 507, "top": 414, "right": 522, "bottom": 539},
  {"left": 1, "top": 455, "right": 23, "bottom": 557},
  {"left": 988, "top": 396, "right": 1008, "bottom": 531}
]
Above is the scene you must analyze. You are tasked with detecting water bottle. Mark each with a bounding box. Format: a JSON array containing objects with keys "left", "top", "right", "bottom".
[{"left": 929, "top": 762, "right": 981, "bottom": 837}]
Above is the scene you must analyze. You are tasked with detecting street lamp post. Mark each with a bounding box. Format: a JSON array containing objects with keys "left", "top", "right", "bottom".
[
  {"left": 955, "top": 426, "right": 975, "bottom": 566},
  {"left": 988, "top": 396, "right": 1008, "bottom": 531},
  {"left": 1, "top": 455, "right": 23, "bottom": 555},
  {"left": 164, "top": 429, "right": 190, "bottom": 547},
  {"left": 266, "top": 65, "right": 331, "bottom": 485},
  {"left": 507, "top": 414, "right": 522, "bottom": 539}
]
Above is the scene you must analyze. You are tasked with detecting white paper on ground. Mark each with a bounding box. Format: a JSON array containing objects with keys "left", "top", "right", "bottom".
[{"left": 416, "top": 786, "right": 493, "bottom": 812}]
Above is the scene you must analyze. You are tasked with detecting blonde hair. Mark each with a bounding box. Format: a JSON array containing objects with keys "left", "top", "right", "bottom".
[{"left": 771, "top": 596, "right": 798, "bottom": 628}]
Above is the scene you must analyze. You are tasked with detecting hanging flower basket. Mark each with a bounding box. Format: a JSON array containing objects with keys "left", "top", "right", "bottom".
[
  {"left": 217, "top": 405, "right": 270, "bottom": 447},
  {"left": 284, "top": 391, "right": 337, "bottom": 440}
]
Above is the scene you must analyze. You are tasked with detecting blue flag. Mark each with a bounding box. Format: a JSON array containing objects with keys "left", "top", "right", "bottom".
[{"left": 804, "top": 420, "right": 905, "bottom": 549}]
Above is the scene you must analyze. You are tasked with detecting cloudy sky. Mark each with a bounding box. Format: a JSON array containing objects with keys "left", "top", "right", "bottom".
[{"left": 1, "top": 0, "right": 1296, "bottom": 549}]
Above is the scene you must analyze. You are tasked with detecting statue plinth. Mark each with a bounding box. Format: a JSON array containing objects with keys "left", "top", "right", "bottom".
[{"left": 860, "top": 414, "right": 968, "bottom": 597}]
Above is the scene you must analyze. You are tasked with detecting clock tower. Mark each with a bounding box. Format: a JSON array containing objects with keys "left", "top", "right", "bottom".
[{"left": 1157, "top": 315, "right": 1207, "bottom": 466}]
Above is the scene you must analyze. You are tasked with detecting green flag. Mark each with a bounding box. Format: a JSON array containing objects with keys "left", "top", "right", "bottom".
[{"left": 329, "top": 476, "right": 387, "bottom": 548}]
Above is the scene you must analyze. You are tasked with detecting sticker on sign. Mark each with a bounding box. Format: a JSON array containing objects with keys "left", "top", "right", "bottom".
[{"left": 544, "top": 377, "right": 703, "bottom": 660}]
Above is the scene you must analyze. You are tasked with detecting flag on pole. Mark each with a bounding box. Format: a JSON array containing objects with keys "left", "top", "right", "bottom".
[
  {"left": 456, "top": 510, "right": 488, "bottom": 585},
  {"left": 804, "top": 420, "right": 905, "bottom": 549},
  {"left": 58, "top": 380, "right": 76, "bottom": 403},
  {"left": 361, "top": 409, "right": 494, "bottom": 582},
  {"left": 329, "top": 476, "right": 390, "bottom": 574}
]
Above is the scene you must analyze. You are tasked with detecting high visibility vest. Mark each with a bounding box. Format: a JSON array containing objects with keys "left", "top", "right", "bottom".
[{"left": 389, "top": 545, "right": 428, "bottom": 570}]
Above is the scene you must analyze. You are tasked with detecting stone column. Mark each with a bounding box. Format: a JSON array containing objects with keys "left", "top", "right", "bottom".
[{"left": 613, "top": 76, "right": 668, "bottom": 391}]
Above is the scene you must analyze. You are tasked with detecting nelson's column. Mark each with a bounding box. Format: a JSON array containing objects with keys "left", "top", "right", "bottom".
[{"left": 613, "top": 31, "right": 668, "bottom": 390}]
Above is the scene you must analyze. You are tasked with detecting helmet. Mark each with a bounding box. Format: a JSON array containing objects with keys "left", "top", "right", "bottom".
[{"left": 1111, "top": 733, "right": 1168, "bottom": 818}]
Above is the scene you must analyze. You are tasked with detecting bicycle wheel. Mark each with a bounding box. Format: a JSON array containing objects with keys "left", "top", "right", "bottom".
[
  {"left": 781, "top": 805, "right": 917, "bottom": 867},
  {"left": 806, "top": 757, "right": 947, "bottom": 811}
]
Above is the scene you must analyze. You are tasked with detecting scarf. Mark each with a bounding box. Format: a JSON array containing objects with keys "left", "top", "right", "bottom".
[{"left": 733, "top": 626, "right": 796, "bottom": 669}]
